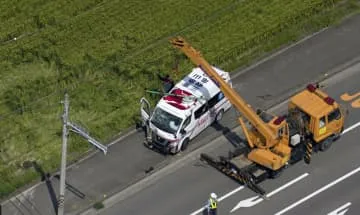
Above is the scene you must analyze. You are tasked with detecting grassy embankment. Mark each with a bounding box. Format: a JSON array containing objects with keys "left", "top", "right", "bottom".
[{"left": 0, "top": 0, "right": 359, "bottom": 198}]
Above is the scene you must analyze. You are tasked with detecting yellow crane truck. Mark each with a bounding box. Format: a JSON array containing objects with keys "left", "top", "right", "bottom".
[{"left": 170, "top": 37, "right": 346, "bottom": 195}]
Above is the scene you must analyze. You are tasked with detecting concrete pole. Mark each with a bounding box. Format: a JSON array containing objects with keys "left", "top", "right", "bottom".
[{"left": 57, "top": 92, "right": 69, "bottom": 215}]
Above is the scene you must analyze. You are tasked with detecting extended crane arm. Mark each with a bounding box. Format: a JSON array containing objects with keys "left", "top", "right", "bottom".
[{"left": 170, "top": 37, "right": 277, "bottom": 147}]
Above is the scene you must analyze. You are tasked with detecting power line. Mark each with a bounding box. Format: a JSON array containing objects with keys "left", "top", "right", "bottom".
[
  {"left": 0, "top": 1, "right": 108, "bottom": 48},
  {"left": 118, "top": 0, "right": 245, "bottom": 63},
  {"left": 0, "top": 93, "right": 62, "bottom": 121},
  {"left": 0, "top": 0, "right": 245, "bottom": 120},
  {"left": 0, "top": 73, "right": 98, "bottom": 122},
  {"left": 0, "top": 105, "right": 62, "bottom": 164}
]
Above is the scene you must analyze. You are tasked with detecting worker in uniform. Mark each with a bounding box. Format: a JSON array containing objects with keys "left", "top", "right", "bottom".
[
  {"left": 157, "top": 73, "right": 174, "bottom": 93},
  {"left": 207, "top": 192, "right": 218, "bottom": 215}
]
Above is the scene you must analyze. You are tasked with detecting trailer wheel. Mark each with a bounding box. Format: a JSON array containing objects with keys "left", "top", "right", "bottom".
[
  {"left": 319, "top": 138, "right": 332, "bottom": 152},
  {"left": 181, "top": 138, "right": 190, "bottom": 151}
]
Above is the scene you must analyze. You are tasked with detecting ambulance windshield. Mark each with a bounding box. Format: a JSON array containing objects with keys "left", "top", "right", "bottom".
[{"left": 151, "top": 107, "right": 183, "bottom": 134}]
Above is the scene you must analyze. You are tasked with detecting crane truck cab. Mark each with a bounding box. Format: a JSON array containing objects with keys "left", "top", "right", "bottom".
[
  {"left": 288, "top": 84, "right": 345, "bottom": 151},
  {"left": 140, "top": 66, "right": 232, "bottom": 154},
  {"left": 248, "top": 83, "right": 346, "bottom": 170}
]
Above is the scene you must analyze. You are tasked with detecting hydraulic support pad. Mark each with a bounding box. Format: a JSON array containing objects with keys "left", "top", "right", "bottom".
[
  {"left": 304, "top": 140, "right": 312, "bottom": 164},
  {"left": 200, "top": 153, "right": 266, "bottom": 196}
]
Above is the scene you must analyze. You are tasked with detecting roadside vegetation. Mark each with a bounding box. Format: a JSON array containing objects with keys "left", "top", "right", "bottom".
[{"left": 0, "top": 0, "right": 359, "bottom": 198}]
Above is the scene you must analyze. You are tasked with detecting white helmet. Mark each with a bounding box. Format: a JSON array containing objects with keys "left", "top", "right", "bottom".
[{"left": 210, "top": 192, "right": 217, "bottom": 199}]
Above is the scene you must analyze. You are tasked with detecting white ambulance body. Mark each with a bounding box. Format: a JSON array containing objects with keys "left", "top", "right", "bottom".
[{"left": 140, "top": 66, "right": 232, "bottom": 154}]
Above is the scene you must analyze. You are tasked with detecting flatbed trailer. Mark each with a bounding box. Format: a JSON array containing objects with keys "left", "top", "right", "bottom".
[
  {"left": 200, "top": 146, "right": 300, "bottom": 197},
  {"left": 200, "top": 149, "right": 268, "bottom": 196}
]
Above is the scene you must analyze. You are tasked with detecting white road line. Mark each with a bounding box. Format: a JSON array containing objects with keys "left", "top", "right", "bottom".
[
  {"left": 189, "top": 186, "right": 244, "bottom": 215},
  {"left": 327, "top": 202, "right": 351, "bottom": 215},
  {"left": 218, "top": 186, "right": 245, "bottom": 201},
  {"left": 230, "top": 173, "right": 309, "bottom": 212},
  {"left": 266, "top": 173, "right": 309, "bottom": 198},
  {"left": 342, "top": 121, "right": 360, "bottom": 134},
  {"left": 275, "top": 166, "right": 360, "bottom": 215}
]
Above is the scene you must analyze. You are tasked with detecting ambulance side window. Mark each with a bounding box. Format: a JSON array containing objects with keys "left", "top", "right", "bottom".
[
  {"left": 182, "top": 116, "right": 191, "bottom": 129},
  {"left": 195, "top": 104, "right": 208, "bottom": 119},
  {"left": 208, "top": 92, "right": 225, "bottom": 109}
]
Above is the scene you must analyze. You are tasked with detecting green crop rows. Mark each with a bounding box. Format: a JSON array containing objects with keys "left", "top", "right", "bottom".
[{"left": 0, "top": 0, "right": 359, "bottom": 198}]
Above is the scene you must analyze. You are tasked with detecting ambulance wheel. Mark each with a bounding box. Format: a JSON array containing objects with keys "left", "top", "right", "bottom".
[
  {"left": 215, "top": 109, "right": 224, "bottom": 123},
  {"left": 181, "top": 138, "right": 189, "bottom": 151}
]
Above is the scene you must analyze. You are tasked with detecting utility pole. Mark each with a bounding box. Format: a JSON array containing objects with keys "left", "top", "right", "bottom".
[
  {"left": 57, "top": 92, "right": 69, "bottom": 215},
  {"left": 56, "top": 92, "right": 108, "bottom": 215}
]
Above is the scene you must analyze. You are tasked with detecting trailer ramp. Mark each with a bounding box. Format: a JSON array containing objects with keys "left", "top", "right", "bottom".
[{"left": 200, "top": 153, "right": 267, "bottom": 196}]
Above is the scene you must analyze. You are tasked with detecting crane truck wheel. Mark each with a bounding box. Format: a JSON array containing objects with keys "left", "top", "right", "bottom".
[
  {"left": 215, "top": 109, "right": 224, "bottom": 123},
  {"left": 180, "top": 138, "right": 190, "bottom": 151},
  {"left": 319, "top": 138, "right": 332, "bottom": 152},
  {"left": 269, "top": 168, "right": 283, "bottom": 179}
]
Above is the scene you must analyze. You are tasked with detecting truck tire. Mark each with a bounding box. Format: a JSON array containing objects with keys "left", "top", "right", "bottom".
[
  {"left": 215, "top": 109, "right": 224, "bottom": 123},
  {"left": 269, "top": 168, "right": 283, "bottom": 179},
  {"left": 320, "top": 138, "right": 332, "bottom": 152},
  {"left": 181, "top": 138, "right": 190, "bottom": 151}
]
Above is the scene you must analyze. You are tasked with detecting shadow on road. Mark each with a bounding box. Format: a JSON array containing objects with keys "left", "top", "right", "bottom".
[
  {"left": 211, "top": 122, "right": 245, "bottom": 148},
  {"left": 53, "top": 175, "right": 86, "bottom": 199},
  {"left": 32, "top": 161, "right": 58, "bottom": 215},
  {"left": 202, "top": 207, "right": 216, "bottom": 215}
]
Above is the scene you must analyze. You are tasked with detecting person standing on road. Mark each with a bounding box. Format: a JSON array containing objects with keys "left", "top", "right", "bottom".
[{"left": 207, "top": 192, "right": 218, "bottom": 215}]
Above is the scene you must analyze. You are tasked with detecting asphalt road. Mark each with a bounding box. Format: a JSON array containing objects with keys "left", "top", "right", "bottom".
[
  {"left": 2, "top": 13, "right": 360, "bottom": 215},
  {"left": 101, "top": 58, "right": 360, "bottom": 215}
]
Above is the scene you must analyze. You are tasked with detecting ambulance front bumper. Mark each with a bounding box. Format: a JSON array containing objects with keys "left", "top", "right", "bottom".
[{"left": 144, "top": 133, "right": 176, "bottom": 154}]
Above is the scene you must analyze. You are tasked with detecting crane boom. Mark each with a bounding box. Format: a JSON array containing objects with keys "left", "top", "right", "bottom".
[
  {"left": 170, "top": 37, "right": 277, "bottom": 148},
  {"left": 168, "top": 36, "right": 345, "bottom": 192}
]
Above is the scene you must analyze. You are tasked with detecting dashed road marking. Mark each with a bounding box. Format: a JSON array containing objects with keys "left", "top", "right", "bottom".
[
  {"left": 230, "top": 173, "right": 309, "bottom": 212},
  {"left": 327, "top": 202, "right": 351, "bottom": 215},
  {"left": 189, "top": 186, "right": 245, "bottom": 215},
  {"left": 275, "top": 167, "right": 360, "bottom": 215}
]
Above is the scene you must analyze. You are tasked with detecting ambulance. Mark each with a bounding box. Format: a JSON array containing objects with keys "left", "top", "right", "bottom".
[{"left": 140, "top": 66, "right": 232, "bottom": 154}]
